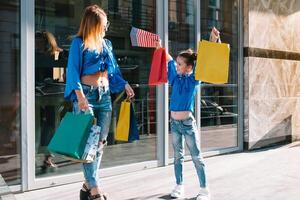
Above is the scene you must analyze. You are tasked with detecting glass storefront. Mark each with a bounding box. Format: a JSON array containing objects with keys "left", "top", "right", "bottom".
[
  {"left": 34, "top": 0, "right": 157, "bottom": 178},
  {"left": 0, "top": 0, "right": 242, "bottom": 189},
  {"left": 200, "top": 0, "right": 239, "bottom": 151},
  {"left": 167, "top": 0, "right": 239, "bottom": 159},
  {"left": 0, "top": 0, "right": 21, "bottom": 186},
  {"left": 168, "top": 0, "right": 195, "bottom": 53},
  {"left": 168, "top": 0, "right": 196, "bottom": 157}
]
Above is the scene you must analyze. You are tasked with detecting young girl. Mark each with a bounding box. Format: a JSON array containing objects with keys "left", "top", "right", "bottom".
[
  {"left": 64, "top": 5, "right": 134, "bottom": 200},
  {"left": 156, "top": 27, "right": 220, "bottom": 200}
]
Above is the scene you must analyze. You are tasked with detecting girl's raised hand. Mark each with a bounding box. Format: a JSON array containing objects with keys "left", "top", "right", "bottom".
[
  {"left": 155, "top": 39, "right": 162, "bottom": 49},
  {"left": 154, "top": 38, "right": 172, "bottom": 62},
  {"left": 210, "top": 27, "right": 220, "bottom": 43}
]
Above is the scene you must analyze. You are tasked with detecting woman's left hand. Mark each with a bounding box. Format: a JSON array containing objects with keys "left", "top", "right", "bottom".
[
  {"left": 210, "top": 27, "right": 220, "bottom": 42},
  {"left": 125, "top": 83, "right": 135, "bottom": 99}
]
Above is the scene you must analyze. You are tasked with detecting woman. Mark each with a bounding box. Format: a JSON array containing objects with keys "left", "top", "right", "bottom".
[{"left": 64, "top": 5, "right": 134, "bottom": 200}]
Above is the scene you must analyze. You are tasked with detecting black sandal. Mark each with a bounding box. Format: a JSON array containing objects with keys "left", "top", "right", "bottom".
[
  {"left": 80, "top": 183, "right": 108, "bottom": 200},
  {"left": 88, "top": 193, "right": 106, "bottom": 200},
  {"left": 80, "top": 183, "right": 90, "bottom": 200}
]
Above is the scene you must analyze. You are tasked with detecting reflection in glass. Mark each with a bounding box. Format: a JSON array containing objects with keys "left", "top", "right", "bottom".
[
  {"left": 0, "top": 0, "right": 21, "bottom": 185},
  {"left": 169, "top": 0, "right": 195, "bottom": 55},
  {"left": 168, "top": 0, "right": 196, "bottom": 157},
  {"left": 200, "top": 0, "right": 239, "bottom": 151},
  {"left": 167, "top": 0, "right": 239, "bottom": 155},
  {"left": 35, "top": 0, "right": 157, "bottom": 178}
]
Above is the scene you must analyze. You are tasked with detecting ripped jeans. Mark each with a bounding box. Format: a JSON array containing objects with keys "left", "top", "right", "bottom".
[{"left": 73, "top": 84, "right": 112, "bottom": 188}]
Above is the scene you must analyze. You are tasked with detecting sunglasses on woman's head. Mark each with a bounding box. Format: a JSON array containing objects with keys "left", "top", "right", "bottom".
[{"left": 105, "top": 21, "right": 110, "bottom": 31}]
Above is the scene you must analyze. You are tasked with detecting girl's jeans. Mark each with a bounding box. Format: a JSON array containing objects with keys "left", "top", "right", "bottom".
[
  {"left": 171, "top": 115, "right": 207, "bottom": 188},
  {"left": 73, "top": 84, "right": 112, "bottom": 188}
]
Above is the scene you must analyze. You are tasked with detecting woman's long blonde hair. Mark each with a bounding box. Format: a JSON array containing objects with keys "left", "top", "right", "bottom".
[{"left": 77, "top": 5, "right": 107, "bottom": 52}]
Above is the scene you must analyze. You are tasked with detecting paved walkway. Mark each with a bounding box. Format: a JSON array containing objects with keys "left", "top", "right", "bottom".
[
  {"left": 0, "top": 174, "right": 15, "bottom": 200},
  {"left": 15, "top": 142, "right": 300, "bottom": 200}
]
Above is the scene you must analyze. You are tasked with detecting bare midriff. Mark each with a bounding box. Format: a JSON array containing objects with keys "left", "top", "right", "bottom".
[
  {"left": 81, "top": 70, "right": 109, "bottom": 87},
  {"left": 171, "top": 111, "right": 192, "bottom": 120}
]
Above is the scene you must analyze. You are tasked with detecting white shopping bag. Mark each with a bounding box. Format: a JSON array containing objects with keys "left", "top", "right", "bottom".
[{"left": 81, "top": 124, "right": 101, "bottom": 162}]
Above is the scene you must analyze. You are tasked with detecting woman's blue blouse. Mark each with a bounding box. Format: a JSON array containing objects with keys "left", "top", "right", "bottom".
[{"left": 64, "top": 37, "right": 127, "bottom": 101}]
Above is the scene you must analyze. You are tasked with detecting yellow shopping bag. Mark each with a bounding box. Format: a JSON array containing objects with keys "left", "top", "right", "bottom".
[
  {"left": 115, "top": 100, "right": 131, "bottom": 141},
  {"left": 195, "top": 40, "right": 230, "bottom": 84}
]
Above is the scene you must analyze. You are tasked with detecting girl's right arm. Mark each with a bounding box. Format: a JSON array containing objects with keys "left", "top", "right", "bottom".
[{"left": 155, "top": 40, "right": 172, "bottom": 62}]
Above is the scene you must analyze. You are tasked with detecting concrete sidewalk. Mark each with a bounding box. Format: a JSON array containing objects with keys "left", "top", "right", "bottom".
[
  {"left": 0, "top": 174, "right": 16, "bottom": 200},
  {"left": 15, "top": 142, "right": 300, "bottom": 200}
]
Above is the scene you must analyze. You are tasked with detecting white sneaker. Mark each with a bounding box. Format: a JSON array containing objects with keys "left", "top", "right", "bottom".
[
  {"left": 196, "top": 187, "right": 210, "bottom": 200},
  {"left": 170, "top": 184, "right": 184, "bottom": 198}
]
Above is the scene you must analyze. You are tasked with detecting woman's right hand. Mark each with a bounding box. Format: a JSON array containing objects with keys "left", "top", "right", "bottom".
[
  {"left": 75, "top": 90, "right": 89, "bottom": 111},
  {"left": 77, "top": 96, "right": 89, "bottom": 111}
]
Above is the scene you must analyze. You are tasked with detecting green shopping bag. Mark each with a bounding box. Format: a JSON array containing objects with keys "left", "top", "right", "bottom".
[{"left": 48, "top": 112, "right": 93, "bottom": 161}]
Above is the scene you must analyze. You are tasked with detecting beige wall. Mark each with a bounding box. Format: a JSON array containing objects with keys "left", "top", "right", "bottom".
[{"left": 244, "top": 0, "right": 300, "bottom": 149}]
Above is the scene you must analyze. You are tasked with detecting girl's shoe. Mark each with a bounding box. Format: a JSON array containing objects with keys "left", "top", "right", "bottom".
[
  {"left": 170, "top": 184, "right": 184, "bottom": 198},
  {"left": 196, "top": 187, "right": 210, "bottom": 200}
]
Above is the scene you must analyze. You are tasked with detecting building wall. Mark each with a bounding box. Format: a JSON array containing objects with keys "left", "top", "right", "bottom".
[{"left": 244, "top": 0, "right": 300, "bottom": 149}]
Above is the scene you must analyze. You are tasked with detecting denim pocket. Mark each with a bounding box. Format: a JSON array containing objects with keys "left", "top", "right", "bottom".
[
  {"left": 72, "top": 101, "right": 85, "bottom": 114},
  {"left": 82, "top": 87, "right": 92, "bottom": 98},
  {"left": 182, "top": 117, "right": 194, "bottom": 127},
  {"left": 170, "top": 119, "right": 174, "bottom": 128}
]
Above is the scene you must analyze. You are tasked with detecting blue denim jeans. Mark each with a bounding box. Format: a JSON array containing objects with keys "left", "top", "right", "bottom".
[
  {"left": 171, "top": 115, "right": 207, "bottom": 188},
  {"left": 73, "top": 84, "right": 112, "bottom": 188}
]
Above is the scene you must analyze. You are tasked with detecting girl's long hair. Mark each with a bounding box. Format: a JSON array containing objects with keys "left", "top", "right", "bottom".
[{"left": 77, "top": 5, "right": 107, "bottom": 52}]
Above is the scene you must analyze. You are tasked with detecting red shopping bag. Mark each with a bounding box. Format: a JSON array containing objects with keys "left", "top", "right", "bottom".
[{"left": 148, "top": 48, "right": 167, "bottom": 85}]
